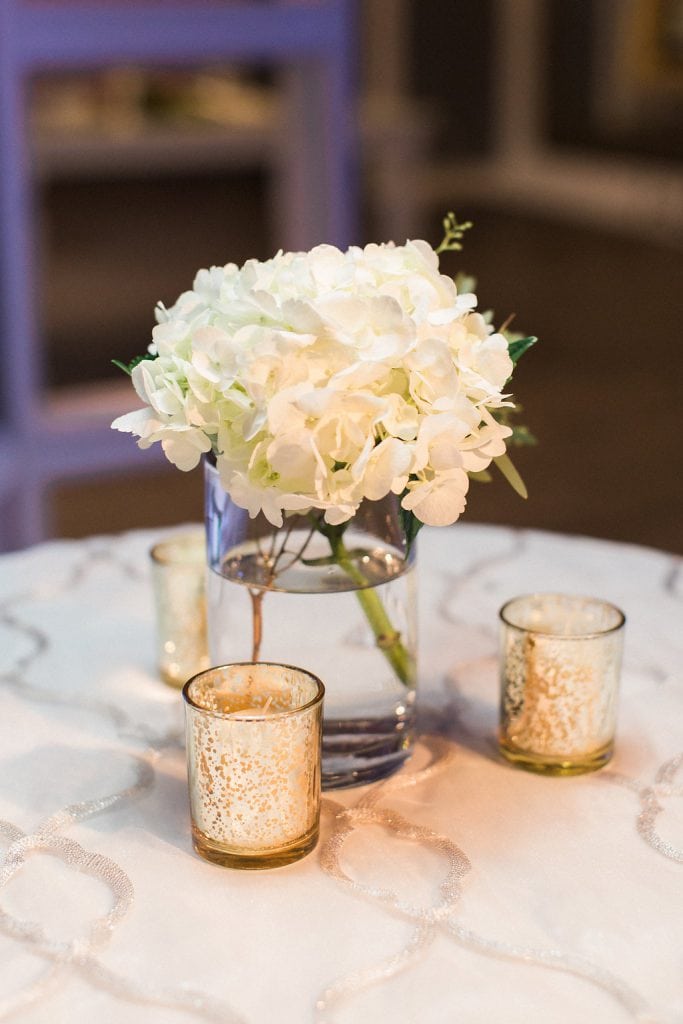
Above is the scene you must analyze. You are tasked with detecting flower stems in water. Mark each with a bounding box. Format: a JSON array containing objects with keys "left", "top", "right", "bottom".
[
  {"left": 323, "top": 527, "right": 415, "bottom": 688},
  {"left": 249, "top": 588, "right": 265, "bottom": 661},
  {"left": 247, "top": 512, "right": 414, "bottom": 688}
]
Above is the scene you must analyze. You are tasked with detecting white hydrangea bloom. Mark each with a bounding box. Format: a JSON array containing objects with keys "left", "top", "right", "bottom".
[{"left": 112, "top": 240, "right": 516, "bottom": 528}]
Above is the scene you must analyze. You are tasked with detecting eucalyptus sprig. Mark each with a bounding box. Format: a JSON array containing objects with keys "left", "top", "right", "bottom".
[
  {"left": 435, "top": 211, "right": 473, "bottom": 254},
  {"left": 440, "top": 229, "right": 539, "bottom": 504}
]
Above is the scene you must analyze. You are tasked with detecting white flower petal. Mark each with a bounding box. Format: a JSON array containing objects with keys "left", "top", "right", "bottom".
[
  {"left": 362, "top": 438, "right": 413, "bottom": 501},
  {"left": 161, "top": 428, "right": 212, "bottom": 471},
  {"left": 111, "top": 408, "right": 155, "bottom": 434},
  {"left": 401, "top": 470, "right": 469, "bottom": 526}
]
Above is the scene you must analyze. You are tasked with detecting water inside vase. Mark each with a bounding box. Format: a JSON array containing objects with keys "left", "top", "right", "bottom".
[{"left": 206, "top": 526, "right": 417, "bottom": 788}]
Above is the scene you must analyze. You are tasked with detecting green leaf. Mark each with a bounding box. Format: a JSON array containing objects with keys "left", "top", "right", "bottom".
[
  {"left": 398, "top": 502, "right": 423, "bottom": 556},
  {"left": 111, "top": 352, "right": 156, "bottom": 376},
  {"left": 493, "top": 453, "right": 528, "bottom": 499},
  {"left": 510, "top": 424, "right": 538, "bottom": 447},
  {"left": 469, "top": 469, "right": 493, "bottom": 483},
  {"left": 454, "top": 271, "right": 477, "bottom": 294},
  {"left": 508, "top": 336, "right": 537, "bottom": 365}
]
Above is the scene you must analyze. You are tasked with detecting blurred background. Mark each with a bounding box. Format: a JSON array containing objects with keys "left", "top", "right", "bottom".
[{"left": 1, "top": 0, "right": 681, "bottom": 553}]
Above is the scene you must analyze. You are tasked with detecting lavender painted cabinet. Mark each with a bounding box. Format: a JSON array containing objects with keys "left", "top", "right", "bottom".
[{"left": 0, "top": 0, "right": 358, "bottom": 550}]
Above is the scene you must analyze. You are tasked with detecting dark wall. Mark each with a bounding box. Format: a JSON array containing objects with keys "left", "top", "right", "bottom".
[
  {"left": 408, "top": 0, "right": 683, "bottom": 161},
  {"left": 409, "top": 0, "right": 494, "bottom": 157}
]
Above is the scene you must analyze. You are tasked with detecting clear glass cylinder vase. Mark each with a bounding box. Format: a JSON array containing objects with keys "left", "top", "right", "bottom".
[{"left": 204, "top": 459, "right": 417, "bottom": 789}]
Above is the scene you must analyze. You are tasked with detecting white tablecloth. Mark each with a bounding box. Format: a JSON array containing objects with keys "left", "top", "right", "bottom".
[{"left": 0, "top": 524, "right": 681, "bottom": 1024}]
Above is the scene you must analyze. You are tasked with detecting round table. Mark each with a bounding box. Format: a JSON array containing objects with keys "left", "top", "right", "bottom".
[{"left": 0, "top": 524, "right": 681, "bottom": 1023}]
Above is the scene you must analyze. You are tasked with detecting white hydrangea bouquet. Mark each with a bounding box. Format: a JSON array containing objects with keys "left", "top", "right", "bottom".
[
  {"left": 113, "top": 215, "right": 535, "bottom": 728},
  {"left": 112, "top": 215, "right": 536, "bottom": 542}
]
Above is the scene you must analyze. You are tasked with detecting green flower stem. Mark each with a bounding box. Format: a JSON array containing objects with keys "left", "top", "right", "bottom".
[{"left": 326, "top": 531, "right": 415, "bottom": 688}]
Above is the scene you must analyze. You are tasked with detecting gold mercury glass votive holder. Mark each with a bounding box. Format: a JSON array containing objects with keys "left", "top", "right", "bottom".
[
  {"left": 150, "top": 528, "right": 210, "bottom": 688},
  {"left": 499, "top": 593, "right": 626, "bottom": 775},
  {"left": 182, "top": 662, "right": 325, "bottom": 869}
]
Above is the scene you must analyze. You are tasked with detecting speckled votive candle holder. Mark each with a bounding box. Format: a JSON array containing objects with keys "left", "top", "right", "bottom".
[
  {"left": 183, "top": 663, "right": 324, "bottom": 868},
  {"left": 499, "top": 594, "right": 625, "bottom": 775},
  {"left": 150, "top": 529, "right": 209, "bottom": 688}
]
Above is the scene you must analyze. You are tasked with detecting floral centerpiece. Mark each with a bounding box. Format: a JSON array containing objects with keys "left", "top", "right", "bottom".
[{"left": 113, "top": 214, "right": 536, "bottom": 786}]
